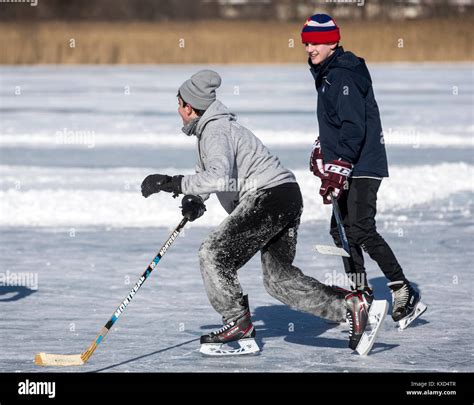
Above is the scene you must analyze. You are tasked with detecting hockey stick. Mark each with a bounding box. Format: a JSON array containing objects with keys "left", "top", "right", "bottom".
[
  {"left": 35, "top": 217, "right": 188, "bottom": 367},
  {"left": 330, "top": 193, "right": 350, "bottom": 254},
  {"left": 315, "top": 193, "right": 350, "bottom": 257}
]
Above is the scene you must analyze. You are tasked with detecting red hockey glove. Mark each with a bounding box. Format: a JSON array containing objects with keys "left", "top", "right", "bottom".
[
  {"left": 309, "top": 138, "right": 325, "bottom": 179},
  {"left": 319, "top": 160, "right": 353, "bottom": 204}
]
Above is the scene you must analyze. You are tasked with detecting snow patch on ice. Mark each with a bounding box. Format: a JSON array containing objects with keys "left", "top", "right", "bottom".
[
  {"left": 0, "top": 129, "right": 472, "bottom": 149},
  {"left": 0, "top": 163, "right": 472, "bottom": 227}
]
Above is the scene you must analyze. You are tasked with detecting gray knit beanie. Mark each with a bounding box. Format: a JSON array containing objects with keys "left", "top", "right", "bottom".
[{"left": 178, "top": 70, "right": 222, "bottom": 110}]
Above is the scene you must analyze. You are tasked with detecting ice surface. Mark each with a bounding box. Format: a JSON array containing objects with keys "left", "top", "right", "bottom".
[
  {"left": 0, "top": 211, "right": 472, "bottom": 373},
  {"left": 0, "top": 64, "right": 472, "bottom": 372}
]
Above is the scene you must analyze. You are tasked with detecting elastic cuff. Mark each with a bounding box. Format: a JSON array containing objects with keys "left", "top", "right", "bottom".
[{"left": 171, "top": 175, "right": 184, "bottom": 195}]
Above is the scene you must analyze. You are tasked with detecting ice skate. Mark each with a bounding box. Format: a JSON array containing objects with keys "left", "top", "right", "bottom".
[
  {"left": 388, "top": 281, "right": 427, "bottom": 330},
  {"left": 200, "top": 296, "right": 260, "bottom": 356},
  {"left": 345, "top": 290, "right": 388, "bottom": 356}
]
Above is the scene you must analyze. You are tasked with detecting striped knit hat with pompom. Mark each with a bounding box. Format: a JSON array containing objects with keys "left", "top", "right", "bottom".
[{"left": 301, "top": 14, "right": 340, "bottom": 44}]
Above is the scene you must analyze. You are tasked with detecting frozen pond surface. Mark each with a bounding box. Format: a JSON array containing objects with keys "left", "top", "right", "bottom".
[{"left": 0, "top": 64, "right": 472, "bottom": 372}]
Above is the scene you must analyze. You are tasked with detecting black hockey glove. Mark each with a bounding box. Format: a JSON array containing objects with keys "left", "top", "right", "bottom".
[
  {"left": 141, "top": 174, "right": 183, "bottom": 198},
  {"left": 181, "top": 195, "right": 206, "bottom": 222}
]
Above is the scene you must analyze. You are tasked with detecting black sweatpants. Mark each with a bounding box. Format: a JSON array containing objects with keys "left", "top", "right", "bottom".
[
  {"left": 330, "top": 177, "right": 407, "bottom": 289},
  {"left": 199, "top": 183, "right": 346, "bottom": 323}
]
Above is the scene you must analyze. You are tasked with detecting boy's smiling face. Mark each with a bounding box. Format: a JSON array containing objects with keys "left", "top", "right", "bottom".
[{"left": 304, "top": 42, "right": 338, "bottom": 65}]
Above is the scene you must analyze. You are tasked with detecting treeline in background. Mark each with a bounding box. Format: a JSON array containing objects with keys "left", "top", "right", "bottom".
[{"left": 1, "top": 0, "right": 473, "bottom": 64}]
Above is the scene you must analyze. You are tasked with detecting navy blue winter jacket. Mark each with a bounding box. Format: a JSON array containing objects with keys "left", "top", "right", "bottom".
[{"left": 309, "top": 46, "right": 389, "bottom": 178}]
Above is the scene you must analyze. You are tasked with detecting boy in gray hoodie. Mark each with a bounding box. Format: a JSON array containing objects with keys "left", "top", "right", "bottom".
[{"left": 140, "top": 70, "right": 379, "bottom": 355}]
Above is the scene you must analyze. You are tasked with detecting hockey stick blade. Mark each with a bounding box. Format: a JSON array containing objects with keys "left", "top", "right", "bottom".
[
  {"left": 35, "top": 332, "right": 102, "bottom": 366},
  {"left": 34, "top": 353, "right": 84, "bottom": 367},
  {"left": 315, "top": 244, "right": 350, "bottom": 257}
]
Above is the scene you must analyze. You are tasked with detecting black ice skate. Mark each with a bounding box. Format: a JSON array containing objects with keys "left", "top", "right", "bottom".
[
  {"left": 199, "top": 296, "right": 259, "bottom": 356},
  {"left": 345, "top": 290, "right": 388, "bottom": 356},
  {"left": 388, "top": 280, "right": 427, "bottom": 330}
]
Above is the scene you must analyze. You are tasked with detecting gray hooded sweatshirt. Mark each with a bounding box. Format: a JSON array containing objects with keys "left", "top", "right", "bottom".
[{"left": 180, "top": 100, "right": 296, "bottom": 214}]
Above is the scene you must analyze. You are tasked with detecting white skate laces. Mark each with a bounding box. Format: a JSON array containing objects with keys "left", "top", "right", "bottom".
[
  {"left": 347, "top": 313, "right": 354, "bottom": 336},
  {"left": 389, "top": 281, "right": 409, "bottom": 309},
  {"left": 388, "top": 280, "right": 427, "bottom": 329},
  {"left": 212, "top": 321, "right": 235, "bottom": 336}
]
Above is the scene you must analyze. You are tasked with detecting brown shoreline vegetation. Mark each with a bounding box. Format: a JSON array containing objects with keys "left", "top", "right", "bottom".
[{"left": 1, "top": 18, "right": 472, "bottom": 64}]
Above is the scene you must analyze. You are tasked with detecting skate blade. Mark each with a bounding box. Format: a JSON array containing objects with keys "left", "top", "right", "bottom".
[
  {"left": 398, "top": 301, "right": 427, "bottom": 331},
  {"left": 356, "top": 300, "right": 388, "bottom": 356},
  {"left": 315, "top": 245, "right": 350, "bottom": 257},
  {"left": 199, "top": 338, "right": 260, "bottom": 357}
]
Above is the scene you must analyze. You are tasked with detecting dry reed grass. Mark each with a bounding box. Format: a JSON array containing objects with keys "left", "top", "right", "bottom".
[{"left": 1, "top": 18, "right": 472, "bottom": 64}]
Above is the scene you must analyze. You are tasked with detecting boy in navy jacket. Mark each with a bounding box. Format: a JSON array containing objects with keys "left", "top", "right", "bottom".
[{"left": 301, "top": 14, "right": 426, "bottom": 328}]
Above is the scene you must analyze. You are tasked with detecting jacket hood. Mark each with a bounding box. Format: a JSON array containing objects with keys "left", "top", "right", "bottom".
[
  {"left": 195, "top": 99, "right": 236, "bottom": 137},
  {"left": 309, "top": 46, "right": 372, "bottom": 84}
]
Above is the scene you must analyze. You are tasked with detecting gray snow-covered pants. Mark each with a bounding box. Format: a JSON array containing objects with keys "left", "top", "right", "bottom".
[{"left": 198, "top": 183, "right": 346, "bottom": 323}]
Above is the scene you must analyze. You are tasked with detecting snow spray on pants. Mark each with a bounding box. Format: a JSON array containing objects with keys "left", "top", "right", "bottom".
[{"left": 198, "top": 183, "right": 347, "bottom": 323}]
